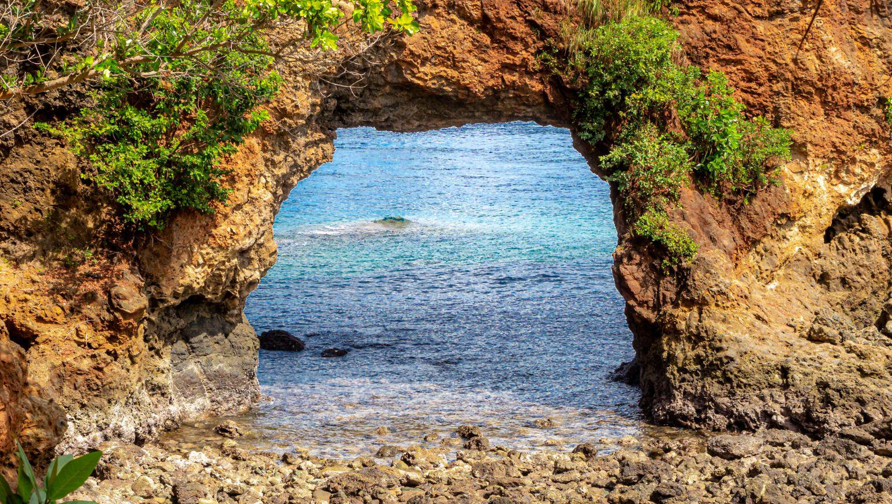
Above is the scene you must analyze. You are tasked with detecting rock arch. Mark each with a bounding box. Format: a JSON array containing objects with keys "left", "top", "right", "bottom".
[{"left": 2, "top": 0, "right": 892, "bottom": 460}]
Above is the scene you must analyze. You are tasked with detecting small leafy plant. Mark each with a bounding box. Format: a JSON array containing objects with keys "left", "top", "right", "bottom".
[
  {"left": 885, "top": 98, "right": 892, "bottom": 125},
  {"left": 0, "top": 442, "right": 101, "bottom": 504}
]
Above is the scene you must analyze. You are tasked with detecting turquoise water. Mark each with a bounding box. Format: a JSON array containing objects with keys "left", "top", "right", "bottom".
[{"left": 241, "top": 122, "right": 641, "bottom": 457}]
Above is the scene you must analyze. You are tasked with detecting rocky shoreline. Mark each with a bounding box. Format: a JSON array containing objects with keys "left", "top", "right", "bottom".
[{"left": 68, "top": 426, "right": 892, "bottom": 504}]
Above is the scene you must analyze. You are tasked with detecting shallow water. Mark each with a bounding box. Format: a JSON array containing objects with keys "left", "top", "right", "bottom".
[{"left": 200, "top": 122, "right": 642, "bottom": 457}]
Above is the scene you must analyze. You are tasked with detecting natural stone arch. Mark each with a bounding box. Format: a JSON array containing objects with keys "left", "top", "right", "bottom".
[{"left": 2, "top": 0, "right": 892, "bottom": 462}]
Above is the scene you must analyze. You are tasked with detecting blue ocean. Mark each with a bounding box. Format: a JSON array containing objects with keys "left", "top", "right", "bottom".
[{"left": 240, "top": 122, "right": 641, "bottom": 457}]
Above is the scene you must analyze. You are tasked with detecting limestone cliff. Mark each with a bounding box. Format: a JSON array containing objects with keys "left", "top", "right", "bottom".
[{"left": 1, "top": 0, "right": 892, "bottom": 463}]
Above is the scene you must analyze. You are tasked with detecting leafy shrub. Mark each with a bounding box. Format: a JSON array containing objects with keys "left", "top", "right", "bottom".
[
  {"left": 675, "top": 70, "right": 792, "bottom": 195},
  {"left": 26, "top": 0, "right": 419, "bottom": 229},
  {"left": 565, "top": 15, "right": 792, "bottom": 266},
  {"left": 635, "top": 208, "right": 698, "bottom": 268},
  {"left": 602, "top": 123, "right": 691, "bottom": 214},
  {"left": 0, "top": 442, "right": 101, "bottom": 504},
  {"left": 40, "top": 42, "right": 280, "bottom": 228},
  {"left": 572, "top": 16, "right": 678, "bottom": 144},
  {"left": 885, "top": 98, "right": 892, "bottom": 124}
]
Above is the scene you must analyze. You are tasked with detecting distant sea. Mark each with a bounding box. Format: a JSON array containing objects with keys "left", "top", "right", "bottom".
[{"left": 239, "top": 122, "right": 641, "bottom": 457}]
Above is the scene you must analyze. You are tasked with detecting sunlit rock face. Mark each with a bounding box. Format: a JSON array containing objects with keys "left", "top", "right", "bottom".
[{"left": 1, "top": 0, "right": 892, "bottom": 460}]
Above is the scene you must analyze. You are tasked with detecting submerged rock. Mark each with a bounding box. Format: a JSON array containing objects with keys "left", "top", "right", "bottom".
[
  {"left": 258, "top": 330, "right": 306, "bottom": 351},
  {"left": 321, "top": 348, "right": 349, "bottom": 358},
  {"left": 214, "top": 420, "right": 244, "bottom": 439},
  {"left": 376, "top": 216, "right": 410, "bottom": 226}
]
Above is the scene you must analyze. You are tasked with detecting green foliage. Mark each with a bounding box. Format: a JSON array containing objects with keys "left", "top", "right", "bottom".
[
  {"left": 885, "top": 98, "right": 892, "bottom": 125},
  {"left": 39, "top": 11, "right": 282, "bottom": 228},
  {"left": 21, "top": 0, "right": 419, "bottom": 229},
  {"left": 635, "top": 208, "right": 698, "bottom": 269},
  {"left": 602, "top": 123, "right": 691, "bottom": 214},
  {"left": 674, "top": 70, "right": 792, "bottom": 194},
  {"left": 565, "top": 15, "right": 792, "bottom": 267},
  {"left": 0, "top": 442, "right": 101, "bottom": 504},
  {"left": 573, "top": 16, "right": 678, "bottom": 144}
]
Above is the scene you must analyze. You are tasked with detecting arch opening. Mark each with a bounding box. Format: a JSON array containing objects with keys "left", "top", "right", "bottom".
[{"left": 235, "top": 122, "right": 641, "bottom": 456}]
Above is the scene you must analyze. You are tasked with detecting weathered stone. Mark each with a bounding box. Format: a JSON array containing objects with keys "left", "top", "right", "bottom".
[
  {"left": 707, "top": 435, "right": 763, "bottom": 460},
  {"left": 463, "top": 436, "right": 491, "bottom": 452}
]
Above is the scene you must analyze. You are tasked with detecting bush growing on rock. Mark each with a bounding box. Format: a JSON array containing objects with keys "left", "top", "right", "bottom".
[
  {"left": 556, "top": 12, "right": 792, "bottom": 267},
  {"left": 6, "top": 0, "right": 420, "bottom": 229},
  {"left": 0, "top": 442, "right": 101, "bottom": 504}
]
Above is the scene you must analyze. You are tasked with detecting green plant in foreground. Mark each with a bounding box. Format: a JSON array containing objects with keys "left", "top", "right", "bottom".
[
  {"left": 885, "top": 98, "right": 892, "bottom": 124},
  {"left": 0, "top": 442, "right": 101, "bottom": 504}
]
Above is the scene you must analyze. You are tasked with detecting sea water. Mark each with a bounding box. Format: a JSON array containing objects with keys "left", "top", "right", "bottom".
[{"left": 234, "top": 122, "right": 641, "bottom": 457}]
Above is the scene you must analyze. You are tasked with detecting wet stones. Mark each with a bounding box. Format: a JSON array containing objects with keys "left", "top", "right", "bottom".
[
  {"left": 67, "top": 426, "right": 892, "bottom": 504},
  {"left": 456, "top": 425, "right": 491, "bottom": 451},
  {"left": 572, "top": 443, "right": 599, "bottom": 459},
  {"left": 321, "top": 348, "right": 349, "bottom": 358},
  {"left": 213, "top": 420, "right": 244, "bottom": 439},
  {"left": 257, "top": 330, "right": 306, "bottom": 351}
]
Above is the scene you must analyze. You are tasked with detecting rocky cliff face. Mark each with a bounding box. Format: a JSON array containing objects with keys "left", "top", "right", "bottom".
[{"left": 1, "top": 0, "right": 891, "bottom": 462}]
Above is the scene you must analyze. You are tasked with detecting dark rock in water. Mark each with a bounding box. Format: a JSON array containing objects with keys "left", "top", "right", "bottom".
[
  {"left": 258, "top": 330, "right": 305, "bottom": 352},
  {"left": 321, "top": 348, "right": 349, "bottom": 358},
  {"left": 610, "top": 358, "right": 641, "bottom": 386},
  {"left": 463, "top": 436, "right": 490, "bottom": 451},
  {"left": 572, "top": 443, "right": 598, "bottom": 459},
  {"left": 375, "top": 445, "right": 402, "bottom": 458},
  {"left": 377, "top": 216, "right": 409, "bottom": 224},
  {"left": 214, "top": 420, "right": 243, "bottom": 439},
  {"left": 457, "top": 425, "right": 482, "bottom": 439}
]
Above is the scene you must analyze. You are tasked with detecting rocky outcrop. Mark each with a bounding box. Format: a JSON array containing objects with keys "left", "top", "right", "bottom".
[{"left": 1, "top": 0, "right": 892, "bottom": 462}]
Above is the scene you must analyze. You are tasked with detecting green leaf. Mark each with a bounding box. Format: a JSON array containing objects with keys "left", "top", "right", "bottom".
[
  {"left": 14, "top": 443, "right": 35, "bottom": 500},
  {"left": 27, "top": 488, "right": 44, "bottom": 504},
  {"left": 9, "top": 493, "right": 24, "bottom": 504},
  {"left": 44, "top": 455, "right": 73, "bottom": 489},
  {"left": 0, "top": 472, "right": 12, "bottom": 503},
  {"left": 44, "top": 451, "right": 101, "bottom": 502}
]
